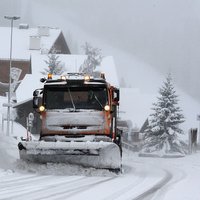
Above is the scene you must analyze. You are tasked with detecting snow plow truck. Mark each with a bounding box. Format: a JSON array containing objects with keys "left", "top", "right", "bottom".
[{"left": 18, "top": 73, "right": 122, "bottom": 171}]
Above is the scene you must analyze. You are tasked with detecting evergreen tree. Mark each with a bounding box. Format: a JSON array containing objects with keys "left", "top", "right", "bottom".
[
  {"left": 79, "top": 42, "right": 103, "bottom": 76},
  {"left": 143, "top": 74, "right": 185, "bottom": 154},
  {"left": 41, "top": 48, "right": 66, "bottom": 75}
]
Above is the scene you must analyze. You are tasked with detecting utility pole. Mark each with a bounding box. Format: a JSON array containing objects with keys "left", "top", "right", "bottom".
[{"left": 4, "top": 16, "right": 20, "bottom": 136}]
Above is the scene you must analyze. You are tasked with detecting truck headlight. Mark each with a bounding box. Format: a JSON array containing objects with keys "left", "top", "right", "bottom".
[
  {"left": 84, "top": 75, "right": 90, "bottom": 81},
  {"left": 104, "top": 105, "right": 110, "bottom": 111},
  {"left": 39, "top": 106, "right": 45, "bottom": 112}
]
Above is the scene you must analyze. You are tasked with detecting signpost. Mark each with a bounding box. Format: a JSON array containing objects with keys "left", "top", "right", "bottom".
[
  {"left": 10, "top": 67, "right": 22, "bottom": 98},
  {"left": 26, "top": 113, "right": 34, "bottom": 141},
  {"left": 197, "top": 115, "right": 200, "bottom": 145},
  {"left": 4, "top": 16, "right": 20, "bottom": 136}
]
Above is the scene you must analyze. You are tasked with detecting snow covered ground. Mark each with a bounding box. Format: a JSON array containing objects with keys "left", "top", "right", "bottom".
[
  {"left": 0, "top": 123, "right": 200, "bottom": 200},
  {"left": 0, "top": 85, "right": 200, "bottom": 200}
]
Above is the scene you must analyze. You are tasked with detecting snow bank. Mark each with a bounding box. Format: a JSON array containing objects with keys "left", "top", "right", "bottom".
[
  {"left": 0, "top": 134, "right": 19, "bottom": 169},
  {"left": 138, "top": 151, "right": 185, "bottom": 158},
  {"left": 15, "top": 161, "right": 116, "bottom": 177}
]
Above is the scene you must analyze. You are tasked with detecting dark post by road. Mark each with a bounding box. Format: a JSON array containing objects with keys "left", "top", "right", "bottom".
[{"left": 4, "top": 16, "right": 20, "bottom": 136}]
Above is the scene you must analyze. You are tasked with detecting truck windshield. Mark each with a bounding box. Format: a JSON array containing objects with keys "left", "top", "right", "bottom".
[{"left": 44, "top": 86, "right": 108, "bottom": 111}]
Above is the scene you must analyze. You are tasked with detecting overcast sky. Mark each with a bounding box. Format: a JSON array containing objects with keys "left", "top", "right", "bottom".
[{"left": 1, "top": 0, "right": 200, "bottom": 102}]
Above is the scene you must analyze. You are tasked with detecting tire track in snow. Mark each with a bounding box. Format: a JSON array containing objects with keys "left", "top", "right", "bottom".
[
  {"left": 96, "top": 164, "right": 150, "bottom": 200},
  {"left": 0, "top": 175, "right": 73, "bottom": 194},
  {"left": 13, "top": 176, "right": 115, "bottom": 200},
  {"left": 0, "top": 174, "right": 48, "bottom": 188},
  {"left": 41, "top": 176, "right": 117, "bottom": 200},
  {"left": 132, "top": 169, "right": 172, "bottom": 200},
  {"left": 0, "top": 175, "right": 86, "bottom": 200},
  {"left": 100, "top": 175, "right": 147, "bottom": 200},
  {"left": 0, "top": 173, "right": 36, "bottom": 183},
  {"left": 121, "top": 150, "right": 173, "bottom": 200},
  {"left": 150, "top": 167, "right": 187, "bottom": 200}
]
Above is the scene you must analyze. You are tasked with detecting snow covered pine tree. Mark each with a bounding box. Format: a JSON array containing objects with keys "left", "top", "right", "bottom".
[
  {"left": 143, "top": 74, "right": 186, "bottom": 155},
  {"left": 41, "top": 48, "right": 66, "bottom": 75},
  {"left": 79, "top": 42, "right": 103, "bottom": 76}
]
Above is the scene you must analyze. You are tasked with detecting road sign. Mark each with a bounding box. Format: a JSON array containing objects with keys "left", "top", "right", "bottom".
[{"left": 11, "top": 67, "right": 22, "bottom": 81}]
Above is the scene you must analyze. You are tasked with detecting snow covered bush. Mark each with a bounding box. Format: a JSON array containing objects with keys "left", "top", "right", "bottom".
[
  {"left": 143, "top": 74, "right": 186, "bottom": 155},
  {"left": 79, "top": 42, "right": 103, "bottom": 76}
]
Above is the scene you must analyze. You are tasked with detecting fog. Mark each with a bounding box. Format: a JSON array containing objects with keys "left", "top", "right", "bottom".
[{"left": 1, "top": 0, "right": 200, "bottom": 101}]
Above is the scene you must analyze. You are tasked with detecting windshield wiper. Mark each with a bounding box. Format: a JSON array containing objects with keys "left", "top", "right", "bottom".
[
  {"left": 94, "top": 94, "right": 103, "bottom": 109},
  {"left": 68, "top": 88, "right": 76, "bottom": 111}
]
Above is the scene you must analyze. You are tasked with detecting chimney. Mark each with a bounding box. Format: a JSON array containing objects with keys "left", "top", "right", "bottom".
[
  {"left": 38, "top": 26, "right": 49, "bottom": 36},
  {"left": 19, "top": 23, "right": 29, "bottom": 29},
  {"left": 29, "top": 36, "right": 41, "bottom": 50}
]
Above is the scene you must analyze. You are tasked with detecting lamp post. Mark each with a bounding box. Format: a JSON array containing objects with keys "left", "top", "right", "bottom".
[{"left": 4, "top": 16, "right": 20, "bottom": 136}]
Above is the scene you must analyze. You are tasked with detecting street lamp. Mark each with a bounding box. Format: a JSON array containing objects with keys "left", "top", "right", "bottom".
[{"left": 4, "top": 16, "right": 20, "bottom": 136}]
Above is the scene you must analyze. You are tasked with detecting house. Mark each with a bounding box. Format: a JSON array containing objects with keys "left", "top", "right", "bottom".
[{"left": 0, "top": 25, "right": 70, "bottom": 96}]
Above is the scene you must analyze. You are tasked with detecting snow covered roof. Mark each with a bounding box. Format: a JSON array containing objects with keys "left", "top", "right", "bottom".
[
  {"left": 119, "top": 88, "right": 156, "bottom": 129},
  {"left": 0, "top": 26, "right": 61, "bottom": 60},
  {"left": 16, "top": 54, "right": 119, "bottom": 103}
]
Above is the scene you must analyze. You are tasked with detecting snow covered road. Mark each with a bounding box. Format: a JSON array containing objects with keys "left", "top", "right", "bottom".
[
  {"left": 0, "top": 140, "right": 171, "bottom": 200},
  {"left": 0, "top": 160, "right": 169, "bottom": 200},
  {"left": 128, "top": 152, "right": 200, "bottom": 200},
  {"left": 0, "top": 135, "right": 200, "bottom": 200}
]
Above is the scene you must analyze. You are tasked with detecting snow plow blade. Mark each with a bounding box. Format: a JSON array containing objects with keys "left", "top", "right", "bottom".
[{"left": 18, "top": 141, "right": 121, "bottom": 170}]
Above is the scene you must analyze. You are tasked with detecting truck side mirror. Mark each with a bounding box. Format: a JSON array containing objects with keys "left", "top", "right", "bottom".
[
  {"left": 33, "top": 89, "right": 43, "bottom": 109},
  {"left": 33, "top": 96, "right": 39, "bottom": 108},
  {"left": 113, "top": 89, "right": 120, "bottom": 102},
  {"left": 33, "top": 89, "right": 41, "bottom": 97}
]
